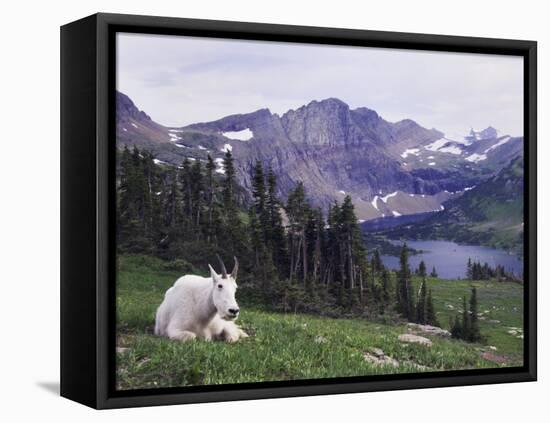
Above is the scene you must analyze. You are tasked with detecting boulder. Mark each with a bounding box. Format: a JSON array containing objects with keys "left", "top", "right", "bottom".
[
  {"left": 407, "top": 322, "right": 451, "bottom": 338},
  {"left": 398, "top": 333, "right": 433, "bottom": 346}
]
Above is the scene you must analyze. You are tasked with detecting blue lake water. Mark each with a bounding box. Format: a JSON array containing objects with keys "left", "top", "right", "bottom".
[{"left": 380, "top": 240, "right": 523, "bottom": 280}]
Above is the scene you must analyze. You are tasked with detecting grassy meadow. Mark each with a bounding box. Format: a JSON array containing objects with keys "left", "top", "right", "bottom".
[{"left": 116, "top": 255, "right": 524, "bottom": 391}]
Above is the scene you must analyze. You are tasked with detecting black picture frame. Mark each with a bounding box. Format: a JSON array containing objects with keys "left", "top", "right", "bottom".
[{"left": 60, "top": 12, "right": 537, "bottom": 409}]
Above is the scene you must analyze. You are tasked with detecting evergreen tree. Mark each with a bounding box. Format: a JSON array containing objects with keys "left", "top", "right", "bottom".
[
  {"left": 266, "top": 167, "right": 287, "bottom": 276},
  {"left": 221, "top": 150, "right": 243, "bottom": 252},
  {"left": 461, "top": 295, "right": 470, "bottom": 341},
  {"left": 286, "top": 182, "right": 311, "bottom": 285},
  {"left": 381, "top": 268, "right": 392, "bottom": 307},
  {"left": 430, "top": 266, "right": 438, "bottom": 278},
  {"left": 205, "top": 154, "right": 217, "bottom": 243},
  {"left": 190, "top": 160, "right": 204, "bottom": 230},
  {"left": 451, "top": 315, "right": 463, "bottom": 339},
  {"left": 340, "top": 195, "right": 367, "bottom": 304},
  {"left": 372, "top": 249, "right": 383, "bottom": 274},
  {"left": 469, "top": 286, "right": 481, "bottom": 342},
  {"left": 416, "top": 278, "right": 427, "bottom": 324},
  {"left": 251, "top": 160, "right": 270, "bottom": 242},
  {"left": 426, "top": 288, "right": 438, "bottom": 326},
  {"left": 418, "top": 260, "right": 427, "bottom": 278},
  {"left": 396, "top": 243, "right": 415, "bottom": 320},
  {"left": 466, "top": 258, "right": 473, "bottom": 280},
  {"left": 180, "top": 158, "right": 193, "bottom": 221}
]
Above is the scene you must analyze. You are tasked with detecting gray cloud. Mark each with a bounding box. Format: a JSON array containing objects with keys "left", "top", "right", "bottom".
[{"left": 117, "top": 33, "right": 523, "bottom": 137}]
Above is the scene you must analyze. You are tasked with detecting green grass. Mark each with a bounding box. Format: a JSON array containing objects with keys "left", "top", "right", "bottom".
[
  {"left": 420, "top": 277, "right": 524, "bottom": 360},
  {"left": 116, "top": 255, "right": 524, "bottom": 390}
]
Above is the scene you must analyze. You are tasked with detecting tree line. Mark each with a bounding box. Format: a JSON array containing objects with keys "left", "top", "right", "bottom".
[
  {"left": 466, "top": 258, "right": 518, "bottom": 282},
  {"left": 450, "top": 287, "right": 482, "bottom": 343},
  {"left": 116, "top": 146, "right": 439, "bottom": 323}
]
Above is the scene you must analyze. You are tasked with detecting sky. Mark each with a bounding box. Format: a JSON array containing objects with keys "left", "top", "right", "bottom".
[{"left": 117, "top": 33, "right": 524, "bottom": 138}]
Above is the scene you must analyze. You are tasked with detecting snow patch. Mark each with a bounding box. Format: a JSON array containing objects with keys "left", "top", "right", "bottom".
[
  {"left": 428, "top": 162, "right": 436, "bottom": 166},
  {"left": 371, "top": 196, "right": 379, "bottom": 210},
  {"left": 438, "top": 145, "right": 462, "bottom": 155},
  {"left": 169, "top": 133, "right": 182, "bottom": 142},
  {"left": 338, "top": 190, "right": 346, "bottom": 195},
  {"left": 197, "top": 145, "right": 207, "bottom": 150},
  {"left": 381, "top": 191, "right": 398, "bottom": 203},
  {"left": 222, "top": 128, "right": 253, "bottom": 141},
  {"left": 465, "top": 153, "right": 487, "bottom": 163},
  {"left": 484, "top": 136, "right": 512, "bottom": 154},
  {"left": 214, "top": 157, "right": 225, "bottom": 174},
  {"left": 463, "top": 186, "right": 475, "bottom": 192},
  {"left": 424, "top": 138, "right": 450, "bottom": 151},
  {"left": 401, "top": 148, "right": 420, "bottom": 158},
  {"left": 220, "top": 143, "right": 233, "bottom": 153},
  {"left": 153, "top": 159, "right": 167, "bottom": 165},
  {"left": 391, "top": 211, "right": 402, "bottom": 217},
  {"left": 169, "top": 129, "right": 184, "bottom": 133},
  {"left": 122, "top": 127, "right": 127, "bottom": 132},
  {"left": 409, "top": 194, "right": 415, "bottom": 197},
  {"left": 175, "top": 143, "right": 187, "bottom": 148},
  {"left": 131, "top": 123, "right": 138, "bottom": 128}
]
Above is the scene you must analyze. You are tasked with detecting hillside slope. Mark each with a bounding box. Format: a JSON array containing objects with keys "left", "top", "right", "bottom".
[{"left": 382, "top": 156, "right": 524, "bottom": 252}]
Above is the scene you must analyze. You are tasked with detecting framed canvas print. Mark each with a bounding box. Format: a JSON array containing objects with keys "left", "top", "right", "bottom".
[{"left": 60, "top": 13, "right": 537, "bottom": 409}]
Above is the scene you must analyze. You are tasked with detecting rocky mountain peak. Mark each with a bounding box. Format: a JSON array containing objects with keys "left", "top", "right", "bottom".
[{"left": 116, "top": 91, "right": 152, "bottom": 124}]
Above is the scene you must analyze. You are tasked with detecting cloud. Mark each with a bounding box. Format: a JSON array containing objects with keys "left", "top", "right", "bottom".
[{"left": 116, "top": 33, "right": 523, "bottom": 137}]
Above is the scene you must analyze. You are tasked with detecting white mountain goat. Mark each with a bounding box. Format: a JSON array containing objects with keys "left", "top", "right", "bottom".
[{"left": 154, "top": 256, "right": 248, "bottom": 343}]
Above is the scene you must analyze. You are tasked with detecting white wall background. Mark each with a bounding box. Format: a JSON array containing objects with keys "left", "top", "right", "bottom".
[{"left": 1, "top": 0, "right": 546, "bottom": 420}]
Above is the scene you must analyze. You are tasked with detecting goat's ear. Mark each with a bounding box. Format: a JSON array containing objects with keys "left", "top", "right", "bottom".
[{"left": 208, "top": 264, "right": 219, "bottom": 282}]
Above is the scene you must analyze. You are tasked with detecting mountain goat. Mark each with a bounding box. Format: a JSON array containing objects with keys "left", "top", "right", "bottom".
[{"left": 154, "top": 256, "right": 248, "bottom": 343}]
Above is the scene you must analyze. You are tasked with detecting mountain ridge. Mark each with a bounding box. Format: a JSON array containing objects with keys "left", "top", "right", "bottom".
[{"left": 115, "top": 91, "right": 523, "bottom": 221}]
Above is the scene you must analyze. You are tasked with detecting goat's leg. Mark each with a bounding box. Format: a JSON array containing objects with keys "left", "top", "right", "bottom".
[{"left": 166, "top": 326, "right": 197, "bottom": 342}]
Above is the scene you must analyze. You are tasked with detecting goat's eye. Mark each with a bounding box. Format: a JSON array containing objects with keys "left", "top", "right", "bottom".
[{"left": 217, "top": 284, "right": 223, "bottom": 289}]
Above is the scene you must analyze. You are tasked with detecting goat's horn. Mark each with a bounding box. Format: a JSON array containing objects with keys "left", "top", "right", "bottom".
[
  {"left": 216, "top": 254, "right": 228, "bottom": 279},
  {"left": 231, "top": 256, "right": 239, "bottom": 279}
]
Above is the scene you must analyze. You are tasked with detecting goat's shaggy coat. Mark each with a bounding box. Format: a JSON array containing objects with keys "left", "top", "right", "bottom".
[{"left": 154, "top": 262, "right": 248, "bottom": 343}]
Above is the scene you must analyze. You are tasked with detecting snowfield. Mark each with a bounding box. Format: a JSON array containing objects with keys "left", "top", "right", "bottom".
[
  {"left": 214, "top": 157, "right": 225, "bottom": 174},
  {"left": 381, "top": 191, "right": 398, "bottom": 203},
  {"left": 438, "top": 145, "right": 462, "bottom": 155},
  {"left": 220, "top": 143, "right": 233, "bottom": 153},
  {"left": 400, "top": 148, "right": 420, "bottom": 158},
  {"left": 484, "top": 136, "right": 512, "bottom": 153},
  {"left": 465, "top": 153, "right": 487, "bottom": 163},
  {"left": 222, "top": 128, "right": 254, "bottom": 141}
]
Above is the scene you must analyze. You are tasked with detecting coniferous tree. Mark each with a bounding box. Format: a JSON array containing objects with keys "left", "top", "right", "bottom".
[
  {"left": 251, "top": 160, "right": 270, "bottom": 242},
  {"left": 266, "top": 167, "right": 287, "bottom": 276},
  {"left": 221, "top": 150, "right": 243, "bottom": 252},
  {"left": 372, "top": 249, "right": 383, "bottom": 274},
  {"left": 416, "top": 278, "right": 428, "bottom": 324},
  {"left": 381, "top": 268, "right": 392, "bottom": 309},
  {"left": 469, "top": 286, "right": 481, "bottom": 342},
  {"left": 430, "top": 266, "right": 438, "bottom": 278},
  {"left": 396, "top": 243, "right": 414, "bottom": 320},
  {"left": 339, "top": 195, "right": 367, "bottom": 305},
  {"left": 418, "top": 260, "right": 427, "bottom": 278},
  {"left": 451, "top": 315, "right": 463, "bottom": 339},
  {"left": 426, "top": 288, "right": 438, "bottom": 326},
  {"left": 461, "top": 295, "right": 470, "bottom": 341},
  {"left": 190, "top": 160, "right": 204, "bottom": 231},
  {"left": 180, "top": 158, "right": 193, "bottom": 221},
  {"left": 286, "top": 182, "right": 310, "bottom": 285},
  {"left": 466, "top": 258, "right": 473, "bottom": 280},
  {"left": 205, "top": 154, "right": 217, "bottom": 243}
]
